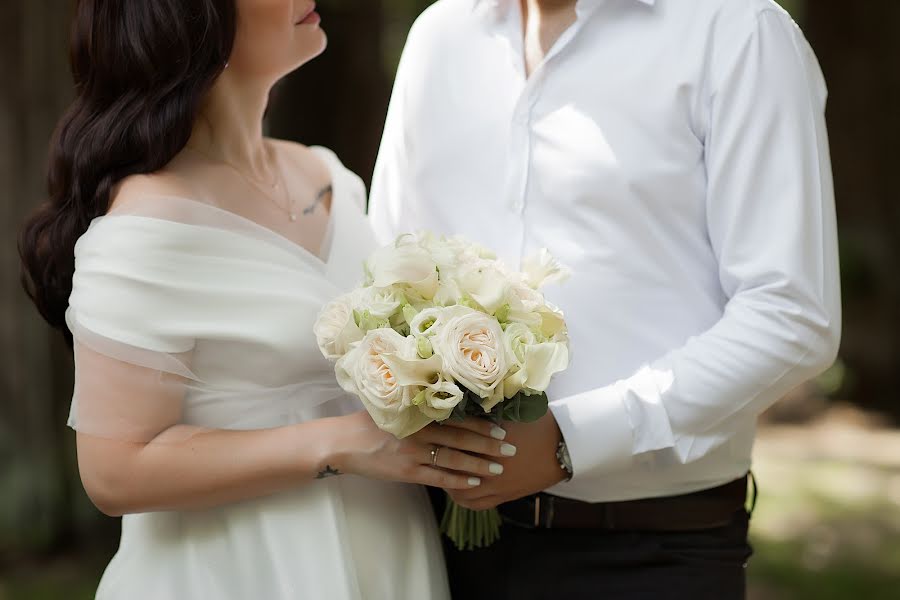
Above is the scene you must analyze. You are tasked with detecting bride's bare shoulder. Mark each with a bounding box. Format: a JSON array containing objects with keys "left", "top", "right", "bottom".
[
  {"left": 109, "top": 154, "right": 206, "bottom": 213},
  {"left": 268, "top": 138, "right": 332, "bottom": 180}
]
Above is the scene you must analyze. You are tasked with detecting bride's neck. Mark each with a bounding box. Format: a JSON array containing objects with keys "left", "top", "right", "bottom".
[{"left": 188, "top": 72, "right": 274, "bottom": 174}]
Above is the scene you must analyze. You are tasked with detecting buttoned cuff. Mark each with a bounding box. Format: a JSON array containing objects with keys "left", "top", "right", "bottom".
[{"left": 548, "top": 384, "right": 635, "bottom": 481}]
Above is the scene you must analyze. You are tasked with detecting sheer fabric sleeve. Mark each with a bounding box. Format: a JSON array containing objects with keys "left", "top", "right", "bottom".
[{"left": 66, "top": 211, "right": 203, "bottom": 442}]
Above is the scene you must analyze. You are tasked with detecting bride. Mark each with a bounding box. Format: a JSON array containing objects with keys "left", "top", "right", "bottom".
[{"left": 18, "top": 1, "right": 514, "bottom": 598}]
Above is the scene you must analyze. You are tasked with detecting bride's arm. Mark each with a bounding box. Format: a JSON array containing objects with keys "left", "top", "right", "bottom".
[
  {"left": 76, "top": 412, "right": 509, "bottom": 517},
  {"left": 71, "top": 327, "right": 513, "bottom": 517}
]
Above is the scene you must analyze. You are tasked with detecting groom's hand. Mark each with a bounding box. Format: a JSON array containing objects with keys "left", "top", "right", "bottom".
[{"left": 444, "top": 412, "right": 567, "bottom": 511}]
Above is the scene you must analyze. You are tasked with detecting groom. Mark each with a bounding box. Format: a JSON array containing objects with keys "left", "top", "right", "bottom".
[{"left": 370, "top": 0, "right": 840, "bottom": 598}]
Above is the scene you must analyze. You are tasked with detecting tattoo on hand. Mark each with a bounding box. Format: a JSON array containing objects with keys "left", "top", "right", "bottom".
[{"left": 316, "top": 465, "right": 342, "bottom": 479}]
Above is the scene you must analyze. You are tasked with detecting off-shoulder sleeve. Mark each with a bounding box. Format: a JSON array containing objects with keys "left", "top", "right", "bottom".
[{"left": 66, "top": 213, "right": 205, "bottom": 442}]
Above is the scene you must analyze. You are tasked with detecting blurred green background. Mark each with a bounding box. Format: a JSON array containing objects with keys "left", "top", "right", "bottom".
[{"left": 1, "top": 1, "right": 898, "bottom": 599}]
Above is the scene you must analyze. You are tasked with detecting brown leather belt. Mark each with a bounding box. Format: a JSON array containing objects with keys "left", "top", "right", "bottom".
[{"left": 498, "top": 475, "right": 750, "bottom": 531}]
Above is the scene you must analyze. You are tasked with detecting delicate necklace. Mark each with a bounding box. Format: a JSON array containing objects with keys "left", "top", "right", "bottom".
[{"left": 187, "top": 144, "right": 300, "bottom": 222}]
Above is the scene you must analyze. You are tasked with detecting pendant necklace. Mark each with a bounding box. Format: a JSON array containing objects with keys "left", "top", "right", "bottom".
[{"left": 187, "top": 144, "right": 300, "bottom": 222}]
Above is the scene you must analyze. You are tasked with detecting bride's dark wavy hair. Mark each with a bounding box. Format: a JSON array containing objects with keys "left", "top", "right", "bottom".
[{"left": 18, "top": 0, "right": 236, "bottom": 346}]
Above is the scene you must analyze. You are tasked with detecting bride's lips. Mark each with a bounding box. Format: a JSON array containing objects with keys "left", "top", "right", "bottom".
[{"left": 296, "top": 3, "right": 321, "bottom": 26}]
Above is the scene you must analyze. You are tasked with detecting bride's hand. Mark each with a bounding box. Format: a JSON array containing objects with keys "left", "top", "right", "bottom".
[{"left": 328, "top": 411, "right": 515, "bottom": 490}]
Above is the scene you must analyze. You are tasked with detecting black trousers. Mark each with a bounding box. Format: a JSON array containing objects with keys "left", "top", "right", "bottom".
[{"left": 431, "top": 490, "right": 753, "bottom": 600}]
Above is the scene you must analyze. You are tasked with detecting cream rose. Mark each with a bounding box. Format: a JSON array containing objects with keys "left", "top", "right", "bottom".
[
  {"left": 314, "top": 292, "right": 364, "bottom": 360},
  {"left": 430, "top": 306, "right": 509, "bottom": 399},
  {"left": 335, "top": 328, "right": 432, "bottom": 438}
]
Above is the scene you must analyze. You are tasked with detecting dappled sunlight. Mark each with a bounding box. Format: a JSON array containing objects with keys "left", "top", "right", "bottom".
[{"left": 748, "top": 410, "right": 900, "bottom": 599}]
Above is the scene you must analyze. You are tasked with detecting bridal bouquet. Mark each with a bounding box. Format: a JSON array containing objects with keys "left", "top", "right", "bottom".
[{"left": 314, "top": 232, "right": 570, "bottom": 549}]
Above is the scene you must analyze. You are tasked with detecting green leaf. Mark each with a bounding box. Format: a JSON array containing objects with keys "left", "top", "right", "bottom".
[
  {"left": 449, "top": 394, "right": 470, "bottom": 421},
  {"left": 516, "top": 392, "right": 549, "bottom": 423}
]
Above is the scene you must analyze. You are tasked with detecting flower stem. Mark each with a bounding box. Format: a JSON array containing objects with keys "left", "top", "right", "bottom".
[{"left": 440, "top": 494, "right": 503, "bottom": 551}]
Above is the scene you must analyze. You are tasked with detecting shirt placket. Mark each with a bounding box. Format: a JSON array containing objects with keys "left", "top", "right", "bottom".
[{"left": 501, "top": 5, "right": 597, "bottom": 264}]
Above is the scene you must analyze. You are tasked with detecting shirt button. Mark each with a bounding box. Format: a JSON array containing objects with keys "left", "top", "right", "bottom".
[{"left": 512, "top": 200, "right": 524, "bottom": 212}]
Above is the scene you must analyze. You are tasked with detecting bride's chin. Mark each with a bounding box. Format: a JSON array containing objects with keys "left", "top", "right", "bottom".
[{"left": 298, "top": 32, "right": 328, "bottom": 61}]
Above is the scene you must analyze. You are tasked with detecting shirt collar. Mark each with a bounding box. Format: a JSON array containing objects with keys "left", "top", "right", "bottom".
[
  {"left": 473, "top": 0, "right": 656, "bottom": 21},
  {"left": 473, "top": 0, "right": 657, "bottom": 9}
]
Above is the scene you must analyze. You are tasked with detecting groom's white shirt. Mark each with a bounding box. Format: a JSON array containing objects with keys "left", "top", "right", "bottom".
[{"left": 370, "top": 0, "right": 841, "bottom": 502}]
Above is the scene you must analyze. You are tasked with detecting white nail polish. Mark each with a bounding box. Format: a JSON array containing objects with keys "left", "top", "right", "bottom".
[
  {"left": 468, "top": 477, "right": 482, "bottom": 487},
  {"left": 490, "top": 426, "right": 507, "bottom": 440},
  {"left": 501, "top": 443, "right": 518, "bottom": 457},
  {"left": 489, "top": 463, "right": 504, "bottom": 475}
]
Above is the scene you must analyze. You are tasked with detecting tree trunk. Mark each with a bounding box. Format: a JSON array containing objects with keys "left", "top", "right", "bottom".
[{"left": 0, "top": 0, "right": 87, "bottom": 559}]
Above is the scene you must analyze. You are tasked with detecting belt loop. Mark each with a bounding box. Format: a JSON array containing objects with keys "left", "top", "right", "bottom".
[
  {"left": 533, "top": 495, "right": 541, "bottom": 528},
  {"left": 747, "top": 471, "right": 759, "bottom": 518}
]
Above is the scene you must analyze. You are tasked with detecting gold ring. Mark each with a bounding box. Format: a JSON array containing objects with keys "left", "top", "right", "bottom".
[{"left": 431, "top": 445, "right": 442, "bottom": 467}]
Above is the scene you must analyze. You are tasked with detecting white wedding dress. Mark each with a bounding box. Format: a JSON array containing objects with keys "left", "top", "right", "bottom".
[{"left": 65, "top": 147, "right": 450, "bottom": 599}]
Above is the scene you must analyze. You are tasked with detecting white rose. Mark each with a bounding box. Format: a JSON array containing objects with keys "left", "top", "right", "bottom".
[
  {"left": 314, "top": 292, "right": 364, "bottom": 360},
  {"left": 504, "top": 322, "right": 537, "bottom": 366},
  {"left": 366, "top": 236, "right": 439, "bottom": 299},
  {"left": 353, "top": 286, "right": 404, "bottom": 319},
  {"left": 455, "top": 260, "right": 510, "bottom": 314},
  {"left": 335, "top": 329, "right": 432, "bottom": 438},
  {"left": 502, "top": 283, "right": 544, "bottom": 328},
  {"left": 431, "top": 306, "right": 509, "bottom": 401}
]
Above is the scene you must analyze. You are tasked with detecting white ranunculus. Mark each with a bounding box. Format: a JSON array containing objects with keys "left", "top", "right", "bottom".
[
  {"left": 335, "top": 328, "right": 432, "bottom": 438},
  {"left": 431, "top": 306, "right": 509, "bottom": 399},
  {"left": 314, "top": 292, "right": 364, "bottom": 360},
  {"left": 366, "top": 236, "right": 439, "bottom": 299},
  {"left": 522, "top": 248, "right": 571, "bottom": 289}
]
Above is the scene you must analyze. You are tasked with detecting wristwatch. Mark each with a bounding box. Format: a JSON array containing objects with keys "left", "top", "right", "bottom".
[{"left": 556, "top": 440, "right": 573, "bottom": 481}]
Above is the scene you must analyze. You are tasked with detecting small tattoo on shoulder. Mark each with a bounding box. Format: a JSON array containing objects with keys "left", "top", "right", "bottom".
[{"left": 316, "top": 465, "right": 342, "bottom": 479}]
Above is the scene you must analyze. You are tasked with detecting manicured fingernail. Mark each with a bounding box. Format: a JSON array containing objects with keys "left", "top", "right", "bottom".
[
  {"left": 501, "top": 443, "right": 517, "bottom": 457},
  {"left": 468, "top": 477, "right": 482, "bottom": 487},
  {"left": 490, "top": 426, "right": 507, "bottom": 440},
  {"left": 489, "top": 463, "right": 504, "bottom": 475}
]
